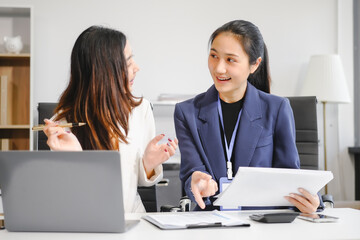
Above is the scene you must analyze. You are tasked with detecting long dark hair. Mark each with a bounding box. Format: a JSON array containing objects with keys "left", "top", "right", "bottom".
[
  {"left": 54, "top": 26, "right": 142, "bottom": 150},
  {"left": 209, "top": 20, "right": 271, "bottom": 93}
]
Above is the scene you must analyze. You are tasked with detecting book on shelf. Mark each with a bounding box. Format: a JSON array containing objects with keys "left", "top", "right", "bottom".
[
  {"left": 1, "top": 75, "right": 9, "bottom": 150},
  {"left": 1, "top": 75, "right": 7, "bottom": 125}
]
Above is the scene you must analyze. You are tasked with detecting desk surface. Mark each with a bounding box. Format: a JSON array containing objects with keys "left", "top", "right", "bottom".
[{"left": 0, "top": 208, "right": 359, "bottom": 240}]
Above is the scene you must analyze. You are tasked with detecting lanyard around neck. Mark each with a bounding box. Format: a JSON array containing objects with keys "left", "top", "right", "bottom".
[{"left": 217, "top": 96, "right": 242, "bottom": 180}]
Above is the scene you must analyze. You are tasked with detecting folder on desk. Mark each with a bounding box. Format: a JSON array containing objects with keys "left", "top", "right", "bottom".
[
  {"left": 143, "top": 211, "right": 250, "bottom": 230},
  {"left": 214, "top": 167, "right": 333, "bottom": 208}
]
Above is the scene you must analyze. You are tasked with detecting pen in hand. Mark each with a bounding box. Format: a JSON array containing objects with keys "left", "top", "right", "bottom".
[{"left": 32, "top": 122, "right": 86, "bottom": 131}]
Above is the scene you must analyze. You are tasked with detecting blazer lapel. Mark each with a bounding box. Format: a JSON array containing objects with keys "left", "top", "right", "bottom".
[
  {"left": 233, "top": 83, "right": 263, "bottom": 171},
  {"left": 197, "top": 86, "right": 227, "bottom": 180}
]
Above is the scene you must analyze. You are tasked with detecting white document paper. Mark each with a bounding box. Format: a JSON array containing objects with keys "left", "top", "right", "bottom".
[{"left": 213, "top": 167, "right": 333, "bottom": 207}]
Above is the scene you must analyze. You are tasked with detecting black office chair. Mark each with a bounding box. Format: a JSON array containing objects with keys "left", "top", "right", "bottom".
[
  {"left": 287, "top": 96, "right": 319, "bottom": 170},
  {"left": 37, "top": 103, "right": 55, "bottom": 150},
  {"left": 37, "top": 102, "right": 158, "bottom": 212},
  {"left": 287, "top": 96, "right": 333, "bottom": 207}
]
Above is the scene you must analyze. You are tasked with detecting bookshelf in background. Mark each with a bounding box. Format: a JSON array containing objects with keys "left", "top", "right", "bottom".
[
  {"left": 0, "top": 54, "right": 30, "bottom": 150},
  {"left": 0, "top": 7, "right": 31, "bottom": 150}
]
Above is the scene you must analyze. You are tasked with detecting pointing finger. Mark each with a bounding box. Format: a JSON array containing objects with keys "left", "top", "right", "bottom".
[{"left": 192, "top": 184, "right": 205, "bottom": 209}]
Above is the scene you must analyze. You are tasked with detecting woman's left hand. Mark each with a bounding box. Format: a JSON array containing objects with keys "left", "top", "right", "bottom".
[
  {"left": 285, "top": 188, "right": 320, "bottom": 213},
  {"left": 142, "top": 134, "right": 178, "bottom": 178}
]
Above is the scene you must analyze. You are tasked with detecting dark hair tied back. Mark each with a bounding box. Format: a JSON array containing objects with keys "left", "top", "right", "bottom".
[{"left": 209, "top": 20, "right": 271, "bottom": 93}]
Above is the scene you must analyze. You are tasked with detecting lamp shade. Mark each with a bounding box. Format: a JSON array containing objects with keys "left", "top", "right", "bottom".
[{"left": 301, "top": 54, "right": 351, "bottom": 103}]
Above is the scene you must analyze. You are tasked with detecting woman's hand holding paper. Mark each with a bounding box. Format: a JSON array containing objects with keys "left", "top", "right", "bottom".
[{"left": 285, "top": 188, "right": 320, "bottom": 213}]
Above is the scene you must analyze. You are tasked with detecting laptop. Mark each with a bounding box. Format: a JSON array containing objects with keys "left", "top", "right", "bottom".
[{"left": 0, "top": 151, "right": 139, "bottom": 233}]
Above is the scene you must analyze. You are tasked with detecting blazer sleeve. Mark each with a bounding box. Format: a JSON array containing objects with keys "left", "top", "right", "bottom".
[
  {"left": 174, "top": 103, "right": 211, "bottom": 203},
  {"left": 138, "top": 100, "right": 163, "bottom": 186},
  {"left": 272, "top": 98, "right": 300, "bottom": 169}
]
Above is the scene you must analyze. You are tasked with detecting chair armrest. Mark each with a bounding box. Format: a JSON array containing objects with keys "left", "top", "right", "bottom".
[
  {"left": 160, "top": 205, "right": 181, "bottom": 212},
  {"left": 160, "top": 196, "right": 192, "bottom": 212},
  {"left": 322, "top": 194, "right": 334, "bottom": 208}
]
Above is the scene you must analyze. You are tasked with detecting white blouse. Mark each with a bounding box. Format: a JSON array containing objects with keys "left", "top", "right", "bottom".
[
  {"left": 57, "top": 99, "right": 163, "bottom": 213},
  {"left": 118, "top": 99, "right": 163, "bottom": 213}
]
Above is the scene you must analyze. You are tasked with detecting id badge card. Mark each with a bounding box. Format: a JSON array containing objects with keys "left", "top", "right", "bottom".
[{"left": 219, "top": 177, "right": 241, "bottom": 211}]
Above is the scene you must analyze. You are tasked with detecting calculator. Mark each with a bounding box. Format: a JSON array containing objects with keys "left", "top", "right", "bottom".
[{"left": 249, "top": 212, "right": 299, "bottom": 223}]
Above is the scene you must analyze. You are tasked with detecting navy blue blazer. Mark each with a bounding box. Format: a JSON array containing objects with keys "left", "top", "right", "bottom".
[{"left": 174, "top": 82, "right": 300, "bottom": 209}]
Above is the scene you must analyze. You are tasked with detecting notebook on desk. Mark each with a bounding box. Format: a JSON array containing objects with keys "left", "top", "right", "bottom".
[{"left": 0, "top": 151, "right": 139, "bottom": 233}]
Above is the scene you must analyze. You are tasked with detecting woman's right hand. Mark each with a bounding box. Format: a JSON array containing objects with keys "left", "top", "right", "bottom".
[
  {"left": 191, "top": 171, "right": 218, "bottom": 209},
  {"left": 43, "top": 119, "right": 82, "bottom": 151}
]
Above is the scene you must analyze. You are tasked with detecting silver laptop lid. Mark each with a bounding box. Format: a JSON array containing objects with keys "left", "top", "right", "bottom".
[{"left": 0, "top": 151, "right": 128, "bottom": 233}]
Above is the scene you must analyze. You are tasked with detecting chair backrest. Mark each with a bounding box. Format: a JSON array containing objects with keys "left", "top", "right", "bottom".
[
  {"left": 37, "top": 103, "right": 57, "bottom": 150},
  {"left": 37, "top": 102, "right": 158, "bottom": 212},
  {"left": 286, "top": 96, "right": 319, "bottom": 170},
  {"left": 137, "top": 186, "right": 157, "bottom": 212}
]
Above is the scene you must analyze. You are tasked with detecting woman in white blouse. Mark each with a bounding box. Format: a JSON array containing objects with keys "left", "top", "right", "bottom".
[{"left": 43, "top": 26, "right": 178, "bottom": 213}]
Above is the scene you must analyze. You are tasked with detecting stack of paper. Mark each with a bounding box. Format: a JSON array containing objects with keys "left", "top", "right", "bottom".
[{"left": 214, "top": 167, "right": 333, "bottom": 208}]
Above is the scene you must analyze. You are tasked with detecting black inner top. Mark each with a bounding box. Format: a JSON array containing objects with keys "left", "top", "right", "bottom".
[{"left": 220, "top": 98, "right": 244, "bottom": 147}]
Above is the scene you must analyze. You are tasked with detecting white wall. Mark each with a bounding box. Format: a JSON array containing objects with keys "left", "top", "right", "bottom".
[
  {"left": 336, "top": 0, "right": 354, "bottom": 201},
  {"left": 0, "top": 0, "right": 338, "bottom": 101},
  {"left": 0, "top": 0, "right": 355, "bottom": 200}
]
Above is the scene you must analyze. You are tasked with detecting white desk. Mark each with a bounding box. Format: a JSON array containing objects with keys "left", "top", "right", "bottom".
[{"left": 0, "top": 208, "right": 359, "bottom": 240}]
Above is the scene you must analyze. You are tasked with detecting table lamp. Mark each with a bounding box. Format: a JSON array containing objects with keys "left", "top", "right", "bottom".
[{"left": 301, "top": 54, "right": 351, "bottom": 194}]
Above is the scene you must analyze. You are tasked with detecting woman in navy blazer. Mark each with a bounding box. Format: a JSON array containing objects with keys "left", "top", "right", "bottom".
[{"left": 174, "top": 20, "right": 320, "bottom": 213}]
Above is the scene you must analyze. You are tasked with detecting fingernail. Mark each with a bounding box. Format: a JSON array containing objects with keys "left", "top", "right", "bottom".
[
  {"left": 161, "top": 134, "right": 165, "bottom": 136},
  {"left": 168, "top": 138, "right": 172, "bottom": 142},
  {"left": 167, "top": 143, "right": 170, "bottom": 147},
  {"left": 290, "top": 193, "right": 295, "bottom": 198},
  {"left": 164, "top": 149, "right": 168, "bottom": 152},
  {"left": 66, "top": 131, "right": 71, "bottom": 133},
  {"left": 55, "top": 131, "right": 58, "bottom": 134},
  {"left": 298, "top": 188, "right": 304, "bottom": 192}
]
